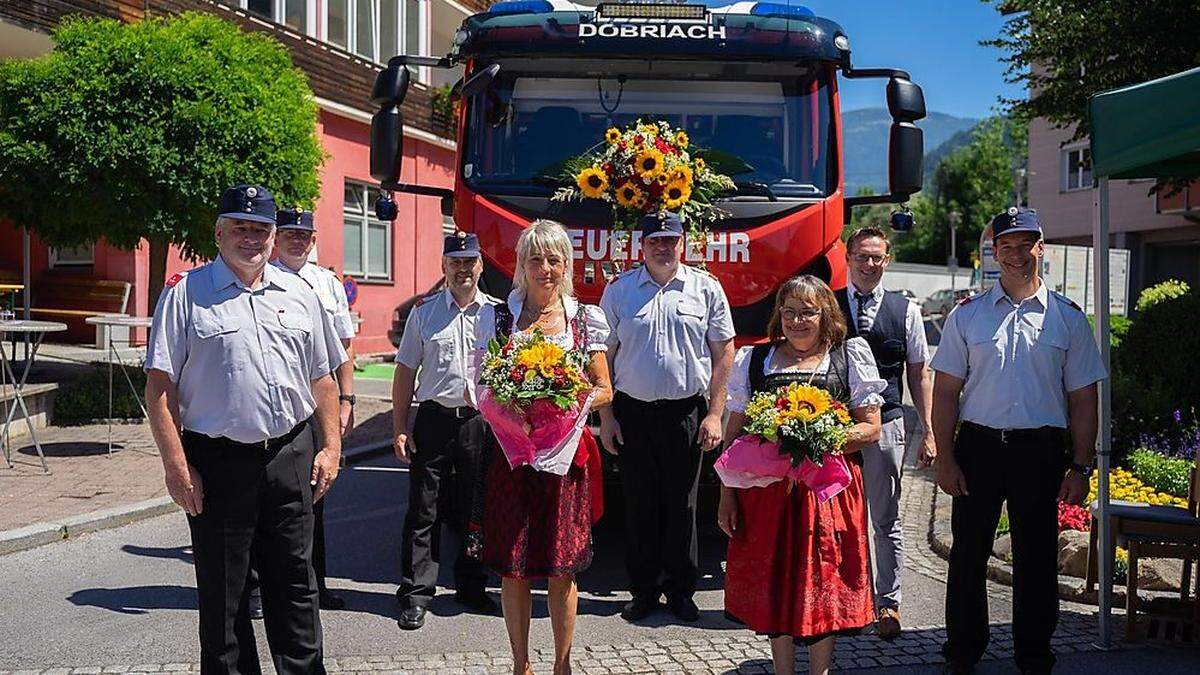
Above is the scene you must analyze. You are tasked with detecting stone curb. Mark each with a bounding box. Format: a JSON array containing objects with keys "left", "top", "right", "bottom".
[
  {"left": 0, "top": 439, "right": 393, "bottom": 558},
  {"left": 927, "top": 487, "right": 1130, "bottom": 607}
]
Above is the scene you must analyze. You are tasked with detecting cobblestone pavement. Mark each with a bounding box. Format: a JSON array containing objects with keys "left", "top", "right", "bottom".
[
  {"left": 0, "top": 399, "right": 393, "bottom": 533},
  {"left": 5, "top": 465, "right": 1134, "bottom": 674}
]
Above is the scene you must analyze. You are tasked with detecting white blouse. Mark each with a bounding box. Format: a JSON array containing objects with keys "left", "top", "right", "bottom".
[
  {"left": 468, "top": 290, "right": 610, "bottom": 406},
  {"left": 727, "top": 337, "right": 886, "bottom": 414}
]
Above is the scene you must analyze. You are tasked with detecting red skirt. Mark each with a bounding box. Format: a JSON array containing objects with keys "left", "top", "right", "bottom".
[
  {"left": 481, "top": 429, "right": 603, "bottom": 579},
  {"left": 724, "top": 457, "right": 874, "bottom": 639}
]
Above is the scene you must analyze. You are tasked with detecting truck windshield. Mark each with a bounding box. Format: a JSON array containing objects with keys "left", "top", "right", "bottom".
[{"left": 464, "top": 70, "right": 833, "bottom": 199}]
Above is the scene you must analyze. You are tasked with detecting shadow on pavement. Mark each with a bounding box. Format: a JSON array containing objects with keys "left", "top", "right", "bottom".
[
  {"left": 68, "top": 584, "right": 197, "bottom": 614},
  {"left": 121, "top": 544, "right": 193, "bottom": 565}
]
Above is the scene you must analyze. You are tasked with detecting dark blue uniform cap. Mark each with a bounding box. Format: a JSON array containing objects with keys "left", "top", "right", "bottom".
[
  {"left": 276, "top": 207, "right": 314, "bottom": 231},
  {"left": 444, "top": 231, "right": 481, "bottom": 258},
  {"left": 640, "top": 211, "right": 684, "bottom": 239},
  {"left": 991, "top": 207, "right": 1043, "bottom": 240},
  {"left": 218, "top": 184, "right": 276, "bottom": 225}
]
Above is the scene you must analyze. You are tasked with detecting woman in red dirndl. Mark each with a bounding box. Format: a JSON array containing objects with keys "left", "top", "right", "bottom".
[
  {"left": 472, "top": 220, "right": 613, "bottom": 675},
  {"left": 719, "top": 276, "right": 884, "bottom": 675}
]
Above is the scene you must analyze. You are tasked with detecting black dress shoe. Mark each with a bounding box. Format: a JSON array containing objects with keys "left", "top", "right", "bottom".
[
  {"left": 248, "top": 593, "right": 264, "bottom": 620},
  {"left": 397, "top": 605, "right": 427, "bottom": 630},
  {"left": 319, "top": 589, "right": 346, "bottom": 610},
  {"left": 454, "top": 591, "right": 499, "bottom": 615},
  {"left": 620, "top": 596, "right": 659, "bottom": 622},
  {"left": 666, "top": 596, "right": 700, "bottom": 622}
]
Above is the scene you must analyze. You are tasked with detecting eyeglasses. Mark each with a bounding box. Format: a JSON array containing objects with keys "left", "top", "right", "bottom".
[
  {"left": 851, "top": 253, "right": 889, "bottom": 265},
  {"left": 780, "top": 307, "right": 821, "bottom": 322}
]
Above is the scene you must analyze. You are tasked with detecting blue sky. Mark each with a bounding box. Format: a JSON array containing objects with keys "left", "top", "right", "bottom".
[{"left": 800, "top": 0, "right": 1025, "bottom": 120}]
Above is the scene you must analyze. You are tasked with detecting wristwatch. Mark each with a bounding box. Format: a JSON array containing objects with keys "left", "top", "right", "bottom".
[
  {"left": 1068, "top": 461, "right": 1093, "bottom": 478},
  {"left": 338, "top": 394, "right": 357, "bottom": 406}
]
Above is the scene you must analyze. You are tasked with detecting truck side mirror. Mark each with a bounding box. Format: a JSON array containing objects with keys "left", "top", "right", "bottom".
[
  {"left": 371, "top": 66, "right": 410, "bottom": 108},
  {"left": 887, "top": 77, "right": 926, "bottom": 122},
  {"left": 370, "top": 106, "right": 404, "bottom": 184},
  {"left": 888, "top": 122, "right": 924, "bottom": 198},
  {"left": 890, "top": 207, "right": 914, "bottom": 232}
]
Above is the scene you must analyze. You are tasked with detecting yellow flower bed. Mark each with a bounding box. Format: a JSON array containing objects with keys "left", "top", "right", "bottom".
[{"left": 1087, "top": 467, "right": 1188, "bottom": 507}]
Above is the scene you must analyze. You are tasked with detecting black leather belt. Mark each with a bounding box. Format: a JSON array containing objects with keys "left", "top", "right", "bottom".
[
  {"left": 183, "top": 419, "right": 309, "bottom": 452},
  {"left": 419, "top": 400, "right": 478, "bottom": 419},
  {"left": 961, "top": 421, "right": 1064, "bottom": 445},
  {"left": 616, "top": 391, "right": 704, "bottom": 409}
]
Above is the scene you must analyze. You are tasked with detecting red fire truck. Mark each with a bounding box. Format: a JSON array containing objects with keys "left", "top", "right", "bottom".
[{"left": 369, "top": 0, "right": 926, "bottom": 337}]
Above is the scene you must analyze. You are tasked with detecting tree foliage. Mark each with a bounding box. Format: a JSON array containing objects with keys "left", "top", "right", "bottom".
[
  {"left": 0, "top": 12, "right": 324, "bottom": 304},
  {"left": 890, "top": 117, "right": 1026, "bottom": 265},
  {"left": 984, "top": 1, "right": 1200, "bottom": 142}
]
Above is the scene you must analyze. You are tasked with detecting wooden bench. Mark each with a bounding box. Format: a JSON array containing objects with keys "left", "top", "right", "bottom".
[{"left": 29, "top": 277, "right": 131, "bottom": 346}]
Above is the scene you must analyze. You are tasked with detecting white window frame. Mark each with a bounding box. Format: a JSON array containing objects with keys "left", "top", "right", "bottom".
[
  {"left": 323, "top": 0, "right": 428, "bottom": 78},
  {"left": 235, "top": 0, "right": 317, "bottom": 37},
  {"left": 1061, "top": 144, "right": 1092, "bottom": 192},
  {"left": 49, "top": 244, "right": 94, "bottom": 268},
  {"left": 343, "top": 182, "right": 393, "bottom": 282}
]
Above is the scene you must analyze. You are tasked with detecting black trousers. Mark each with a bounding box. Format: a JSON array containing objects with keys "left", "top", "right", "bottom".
[
  {"left": 397, "top": 402, "right": 488, "bottom": 608},
  {"left": 183, "top": 421, "right": 324, "bottom": 675},
  {"left": 613, "top": 391, "right": 706, "bottom": 601},
  {"left": 943, "top": 422, "right": 1068, "bottom": 673}
]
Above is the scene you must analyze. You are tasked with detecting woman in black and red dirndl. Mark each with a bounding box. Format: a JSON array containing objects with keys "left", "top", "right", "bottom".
[{"left": 471, "top": 220, "right": 612, "bottom": 675}]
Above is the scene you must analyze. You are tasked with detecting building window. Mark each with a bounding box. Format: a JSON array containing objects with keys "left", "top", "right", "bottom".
[
  {"left": 325, "top": 0, "right": 426, "bottom": 69},
  {"left": 343, "top": 182, "right": 392, "bottom": 281},
  {"left": 49, "top": 244, "right": 94, "bottom": 268},
  {"left": 240, "top": 0, "right": 312, "bottom": 33},
  {"left": 1062, "top": 146, "right": 1092, "bottom": 192}
]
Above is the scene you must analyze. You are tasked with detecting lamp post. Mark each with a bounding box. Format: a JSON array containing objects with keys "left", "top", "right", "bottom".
[{"left": 948, "top": 210, "right": 961, "bottom": 290}]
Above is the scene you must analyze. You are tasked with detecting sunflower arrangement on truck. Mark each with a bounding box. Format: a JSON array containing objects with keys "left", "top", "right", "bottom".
[{"left": 552, "top": 119, "right": 736, "bottom": 235}]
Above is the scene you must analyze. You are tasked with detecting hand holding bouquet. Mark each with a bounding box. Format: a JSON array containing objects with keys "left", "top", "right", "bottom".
[
  {"left": 477, "top": 330, "right": 595, "bottom": 475},
  {"left": 716, "top": 383, "right": 856, "bottom": 502}
]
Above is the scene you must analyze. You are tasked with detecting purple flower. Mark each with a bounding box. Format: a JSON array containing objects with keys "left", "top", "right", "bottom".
[{"left": 1175, "top": 409, "right": 1183, "bottom": 423}]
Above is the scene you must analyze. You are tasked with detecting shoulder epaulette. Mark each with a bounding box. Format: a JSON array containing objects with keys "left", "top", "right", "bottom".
[
  {"left": 956, "top": 293, "right": 978, "bottom": 306},
  {"left": 165, "top": 272, "right": 187, "bottom": 288},
  {"left": 1050, "top": 290, "right": 1082, "bottom": 311},
  {"left": 414, "top": 292, "right": 439, "bottom": 307}
]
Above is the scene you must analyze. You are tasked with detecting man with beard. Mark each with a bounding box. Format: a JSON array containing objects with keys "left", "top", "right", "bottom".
[
  {"left": 145, "top": 184, "right": 345, "bottom": 674},
  {"left": 931, "top": 208, "right": 1106, "bottom": 675},
  {"left": 393, "top": 231, "right": 498, "bottom": 630}
]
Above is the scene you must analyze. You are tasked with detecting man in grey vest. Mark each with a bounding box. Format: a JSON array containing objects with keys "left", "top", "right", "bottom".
[{"left": 835, "top": 226, "right": 935, "bottom": 639}]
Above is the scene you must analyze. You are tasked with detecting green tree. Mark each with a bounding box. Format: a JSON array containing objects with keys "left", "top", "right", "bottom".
[
  {"left": 985, "top": 1, "right": 1200, "bottom": 141},
  {"left": 0, "top": 12, "right": 325, "bottom": 307},
  {"left": 893, "top": 117, "right": 1025, "bottom": 265}
]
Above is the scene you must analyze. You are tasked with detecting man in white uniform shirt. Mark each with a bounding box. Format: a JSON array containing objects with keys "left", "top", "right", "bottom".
[
  {"left": 931, "top": 208, "right": 1106, "bottom": 675},
  {"left": 834, "top": 226, "right": 936, "bottom": 639},
  {"left": 271, "top": 206, "right": 358, "bottom": 611},
  {"left": 392, "top": 232, "right": 498, "bottom": 630}
]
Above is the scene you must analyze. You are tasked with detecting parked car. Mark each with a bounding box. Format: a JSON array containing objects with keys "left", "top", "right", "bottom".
[{"left": 922, "top": 288, "right": 976, "bottom": 318}]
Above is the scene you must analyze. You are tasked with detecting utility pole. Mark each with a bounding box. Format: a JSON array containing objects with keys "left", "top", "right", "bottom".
[{"left": 948, "top": 210, "right": 961, "bottom": 290}]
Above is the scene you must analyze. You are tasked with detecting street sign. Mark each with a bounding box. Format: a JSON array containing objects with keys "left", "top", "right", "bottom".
[{"left": 343, "top": 275, "right": 358, "bottom": 307}]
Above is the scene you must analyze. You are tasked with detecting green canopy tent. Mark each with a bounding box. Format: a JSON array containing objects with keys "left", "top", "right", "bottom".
[{"left": 1088, "top": 65, "right": 1200, "bottom": 648}]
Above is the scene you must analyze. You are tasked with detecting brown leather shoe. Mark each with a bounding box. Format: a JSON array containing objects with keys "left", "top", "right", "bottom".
[{"left": 876, "top": 606, "right": 902, "bottom": 640}]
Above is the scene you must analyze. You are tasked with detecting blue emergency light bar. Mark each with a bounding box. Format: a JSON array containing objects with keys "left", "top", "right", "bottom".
[
  {"left": 486, "top": 0, "right": 553, "bottom": 16},
  {"left": 749, "top": 3, "right": 815, "bottom": 19}
]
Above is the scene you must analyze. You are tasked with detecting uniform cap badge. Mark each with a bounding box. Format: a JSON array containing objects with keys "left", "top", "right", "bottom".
[{"left": 246, "top": 186, "right": 258, "bottom": 199}]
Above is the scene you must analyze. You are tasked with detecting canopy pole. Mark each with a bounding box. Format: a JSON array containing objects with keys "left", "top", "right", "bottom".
[
  {"left": 22, "top": 228, "right": 31, "bottom": 360},
  {"left": 1093, "top": 177, "right": 1114, "bottom": 649}
]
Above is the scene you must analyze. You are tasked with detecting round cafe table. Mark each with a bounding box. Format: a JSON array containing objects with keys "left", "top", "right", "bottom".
[
  {"left": 0, "top": 320, "right": 67, "bottom": 473},
  {"left": 86, "top": 315, "right": 155, "bottom": 456}
]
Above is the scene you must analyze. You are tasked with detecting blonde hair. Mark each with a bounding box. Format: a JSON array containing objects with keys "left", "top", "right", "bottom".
[
  {"left": 765, "top": 275, "right": 847, "bottom": 348},
  {"left": 514, "top": 219, "right": 575, "bottom": 298}
]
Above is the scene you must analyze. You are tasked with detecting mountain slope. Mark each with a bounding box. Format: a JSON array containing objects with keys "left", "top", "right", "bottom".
[{"left": 842, "top": 108, "right": 978, "bottom": 194}]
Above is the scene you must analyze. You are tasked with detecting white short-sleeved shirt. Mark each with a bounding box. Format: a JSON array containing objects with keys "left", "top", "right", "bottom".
[
  {"left": 847, "top": 282, "right": 929, "bottom": 364},
  {"left": 728, "top": 338, "right": 887, "bottom": 414},
  {"left": 272, "top": 260, "right": 356, "bottom": 340},
  {"left": 145, "top": 255, "right": 347, "bottom": 443},
  {"left": 600, "top": 263, "right": 736, "bottom": 402},
  {"left": 930, "top": 281, "right": 1107, "bottom": 429},
  {"left": 471, "top": 291, "right": 609, "bottom": 405},
  {"left": 395, "top": 288, "right": 498, "bottom": 407}
]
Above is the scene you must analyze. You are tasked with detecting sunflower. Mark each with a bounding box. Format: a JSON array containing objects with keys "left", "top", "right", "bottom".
[
  {"left": 671, "top": 165, "right": 694, "bottom": 185},
  {"left": 656, "top": 172, "right": 670, "bottom": 186},
  {"left": 674, "top": 130, "right": 689, "bottom": 148},
  {"left": 604, "top": 127, "right": 622, "bottom": 145},
  {"left": 785, "top": 385, "right": 831, "bottom": 422},
  {"left": 634, "top": 149, "right": 665, "bottom": 179},
  {"left": 615, "top": 182, "right": 644, "bottom": 208},
  {"left": 663, "top": 179, "right": 692, "bottom": 210},
  {"left": 576, "top": 167, "right": 609, "bottom": 199},
  {"left": 694, "top": 157, "right": 707, "bottom": 172},
  {"left": 517, "top": 341, "right": 566, "bottom": 378}
]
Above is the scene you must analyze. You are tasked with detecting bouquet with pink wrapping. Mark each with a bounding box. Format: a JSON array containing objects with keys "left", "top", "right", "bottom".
[
  {"left": 715, "top": 382, "right": 855, "bottom": 503},
  {"left": 477, "top": 328, "right": 593, "bottom": 475}
]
